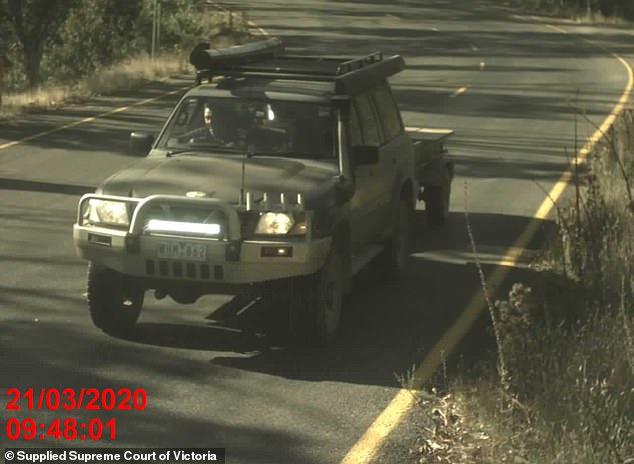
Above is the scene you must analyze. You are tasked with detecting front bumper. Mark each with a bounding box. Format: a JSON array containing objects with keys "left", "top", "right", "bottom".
[{"left": 73, "top": 194, "right": 331, "bottom": 284}]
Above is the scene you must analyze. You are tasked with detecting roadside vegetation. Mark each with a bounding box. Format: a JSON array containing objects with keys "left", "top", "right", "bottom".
[
  {"left": 410, "top": 111, "right": 634, "bottom": 463},
  {"left": 0, "top": 0, "right": 251, "bottom": 119},
  {"left": 408, "top": 6, "right": 633, "bottom": 462},
  {"left": 507, "top": 0, "right": 634, "bottom": 22}
]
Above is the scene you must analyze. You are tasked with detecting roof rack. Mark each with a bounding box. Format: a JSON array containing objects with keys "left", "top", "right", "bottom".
[{"left": 189, "top": 38, "right": 405, "bottom": 94}]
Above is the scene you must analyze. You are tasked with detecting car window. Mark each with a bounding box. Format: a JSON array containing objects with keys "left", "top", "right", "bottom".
[
  {"left": 157, "top": 97, "right": 336, "bottom": 160},
  {"left": 371, "top": 83, "right": 403, "bottom": 141},
  {"left": 171, "top": 98, "right": 199, "bottom": 133},
  {"left": 353, "top": 94, "right": 381, "bottom": 146}
]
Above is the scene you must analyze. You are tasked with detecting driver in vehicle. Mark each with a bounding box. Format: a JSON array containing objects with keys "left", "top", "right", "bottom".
[{"left": 181, "top": 105, "right": 227, "bottom": 144}]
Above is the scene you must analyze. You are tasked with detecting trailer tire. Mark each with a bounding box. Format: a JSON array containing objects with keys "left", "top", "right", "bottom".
[{"left": 426, "top": 182, "right": 450, "bottom": 227}]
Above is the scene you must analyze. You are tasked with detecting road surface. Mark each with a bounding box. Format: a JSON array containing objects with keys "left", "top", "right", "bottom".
[{"left": 1, "top": 1, "right": 632, "bottom": 462}]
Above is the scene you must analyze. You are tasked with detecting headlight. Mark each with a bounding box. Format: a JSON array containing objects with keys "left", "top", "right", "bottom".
[
  {"left": 255, "top": 212, "right": 308, "bottom": 235},
  {"left": 84, "top": 199, "right": 130, "bottom": 227},
  {"left": 255, "top": 212, "right": 293, "bottom": 235}
]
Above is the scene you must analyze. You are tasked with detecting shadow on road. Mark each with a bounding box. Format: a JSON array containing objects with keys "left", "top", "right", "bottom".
[
  {"left": 0, "top": 177, "right": 95, "bottom": 196},
  {"left": 67, "top": 210, "right": 556, "bottom": 389}
]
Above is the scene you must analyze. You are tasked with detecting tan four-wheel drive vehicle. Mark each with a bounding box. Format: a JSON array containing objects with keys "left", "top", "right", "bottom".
[{"left": 72, "top": 38, "right": 454, "bottom": 346}]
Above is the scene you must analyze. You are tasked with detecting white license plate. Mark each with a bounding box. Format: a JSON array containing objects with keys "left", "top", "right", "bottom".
[{"left": 157, "top": 241, "right": 207, "bottom": 262}]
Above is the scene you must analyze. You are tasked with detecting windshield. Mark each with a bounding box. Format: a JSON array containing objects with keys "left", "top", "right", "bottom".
[{"left": 157, "top": 96, "right": 336, "bottom": 160}]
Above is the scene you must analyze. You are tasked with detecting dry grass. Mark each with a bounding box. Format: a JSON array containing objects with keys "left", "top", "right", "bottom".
[
  {"left": 0, "top": 26, "right": 251, "bottom": 121},
  {"left": 0, "top": 53, "right": 187, "bottom": 118},
  {"left": 507, "top": 0, "right": 634, "bottom": 25},
  {"left": 556, "top": 8, "right": 629, "bottom": 25},
  {"left": 0, "top": 52, "right": 192, "bottom": 121},
  {"left": 409, "top": 110, "right": 634, "bottom": 463}
]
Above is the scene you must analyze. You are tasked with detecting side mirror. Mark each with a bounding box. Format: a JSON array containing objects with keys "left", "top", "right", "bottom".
[
  {"left": 352, "top": 145, "right": 379, "bottom": 166},
  {"left": 129, "top": 132, "right": 155, "bottom": 156}
]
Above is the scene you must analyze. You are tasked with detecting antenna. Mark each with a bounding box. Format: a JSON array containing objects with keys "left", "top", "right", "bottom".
[{"left": 240, "top": 149, "right": 247, "bottom": 207}]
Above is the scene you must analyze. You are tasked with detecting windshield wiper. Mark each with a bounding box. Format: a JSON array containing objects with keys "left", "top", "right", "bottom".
[
  {"left": 166, "top": 145, "right": 243, "bottom": 157},
  {"left": 248, "top": 151, "right": 326, "bottom": 160},
  {"left": 166, "top": 149, "right": 195, "bottom": 157}
]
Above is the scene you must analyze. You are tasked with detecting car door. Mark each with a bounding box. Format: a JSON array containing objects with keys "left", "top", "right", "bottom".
[
  {"left": 347, "top": 93, "right": 385, "bottom": 249},
  {"left": 370, "top": 82, "right": 411, "bottom": 231}
]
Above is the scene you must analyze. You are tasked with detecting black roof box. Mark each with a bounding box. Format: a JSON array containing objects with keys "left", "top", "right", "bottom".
[{"left": 189, "top": 38, "right": 284, "bottom": 70}]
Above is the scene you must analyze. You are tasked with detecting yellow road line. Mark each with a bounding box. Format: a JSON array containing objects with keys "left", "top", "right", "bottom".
[
  {"left": 340, "top": 30, "right": 633, "bottom": 464},
  {"left": 450, "top": 86, "right": 467, "bottom": 97},
  {"left": 248, "top": 20, "right": 270, "bottom": 36},
  {"left": 546, "top": 24, "right": 567, "bottom": 34},
  {"left": 0, "top": 85, "right": 190, "bottom": 151},
  {"left": 340, "top": 391, "right": 415, "bottom": 464}
]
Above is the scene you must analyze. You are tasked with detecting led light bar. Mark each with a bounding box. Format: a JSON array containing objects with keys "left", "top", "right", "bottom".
[{"left": 145, "top": 219, "right": 221, "bottom": 236}]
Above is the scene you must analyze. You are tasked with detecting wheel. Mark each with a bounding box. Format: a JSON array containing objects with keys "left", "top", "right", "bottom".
[
  {"left": 425, "top": 182, "right": 450, "bottom": 227},
  {"left": 258, "top": 281, "right": 292, "bottom": 340},
  {"left": 377, "top": 196, "right": 413, "bottom": 279},
  {"left": 87, "top": 262, "right": 144, "bottom": 335},
  {"left": 289, "top": 244, "right": 344, "bottom": 346}
]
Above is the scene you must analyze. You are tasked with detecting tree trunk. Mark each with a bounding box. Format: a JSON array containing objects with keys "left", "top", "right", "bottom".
[
  {"left": 6, "top": 0, "right": 74, "bottom": 90},
  {"left": 0, "top": 60, "right": 4, "bottom": 106},
  {"left": 23, "top": 41, "right": 43, "bottom": 89}
]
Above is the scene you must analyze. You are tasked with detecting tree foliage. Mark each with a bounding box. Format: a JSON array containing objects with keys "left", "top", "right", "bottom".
[
  {"left": 44, "top": 0, "right": 144, "bottom": 83},
  {"left": 139, "top": 0, "right": 229, "bottom": 51},
  {"left": 0, "top": 0, "right": 236, "bottom": 92},
  {"left": 3, "top": 0, "right": 75, "bottom": 88}
]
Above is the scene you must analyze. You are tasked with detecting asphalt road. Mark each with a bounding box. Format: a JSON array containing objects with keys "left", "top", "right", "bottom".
[{"left": 1, "top": 1, "right": 632, "bottom": 463}]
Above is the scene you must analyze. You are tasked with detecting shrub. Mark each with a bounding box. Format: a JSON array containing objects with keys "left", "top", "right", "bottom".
[
  {"left": 2, "top": 0, "right": 250, "bottom": 92},
  {"left": 490, "top": 111, "right": 634, "bottom": 462}
]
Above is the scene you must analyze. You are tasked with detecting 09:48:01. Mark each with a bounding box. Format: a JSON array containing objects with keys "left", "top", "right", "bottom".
[{"left": 5, "top": 417, "right": 116, "bottom": 440}]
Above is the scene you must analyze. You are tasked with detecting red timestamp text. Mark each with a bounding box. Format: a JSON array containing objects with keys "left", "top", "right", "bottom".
[
  {"left": 5, "top": 387, "right": 147, "bottom": 411},
  {"left": 5, "top": 417, "right": 116, "bottom": 441}
]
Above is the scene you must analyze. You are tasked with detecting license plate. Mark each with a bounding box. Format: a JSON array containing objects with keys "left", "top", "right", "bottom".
[{"left": 157, "top": 241, "right": 207, "bottom": 262}]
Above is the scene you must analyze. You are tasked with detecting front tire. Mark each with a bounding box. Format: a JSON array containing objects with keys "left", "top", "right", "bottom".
[
  {"left": 289, "top": 244, "right": 344, "bottom": 346},
  {"left": 87, "top": 263, "right": 144, "bottom": 335}
]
